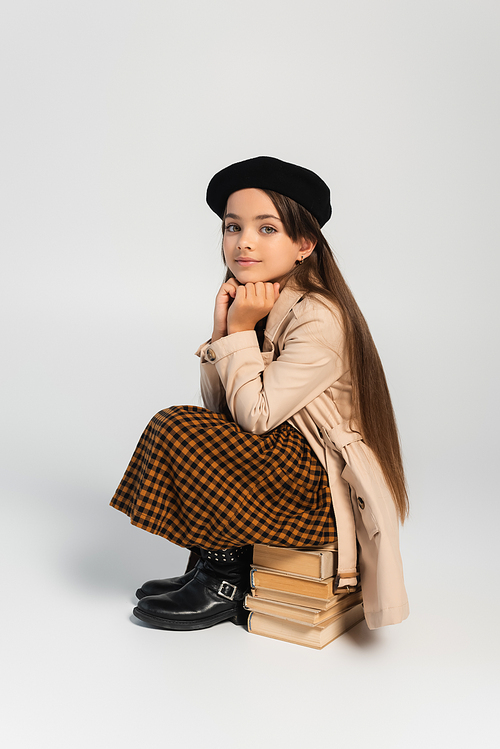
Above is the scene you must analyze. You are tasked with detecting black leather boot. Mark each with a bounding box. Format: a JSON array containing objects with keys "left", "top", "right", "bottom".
[
  {"left": 136, "top": 550, "right": 202, "bottom": 599},
  {"left": 133, "top": 546, "right": 252, "bottom": 631},
  {"left": 136, "top": 562, "right": 201, "bottom": 600}
]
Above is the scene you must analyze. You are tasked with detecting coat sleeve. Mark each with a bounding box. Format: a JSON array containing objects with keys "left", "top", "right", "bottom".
[
  {"left": 195, "top": 341, "right": 225, "bottom": 412},
  {"left": 198, "top": 301, "right": 348, "bottom": 434}
]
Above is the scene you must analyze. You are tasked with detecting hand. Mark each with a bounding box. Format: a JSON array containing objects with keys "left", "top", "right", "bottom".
[
  {"left": 211, "top": 278, "right": 241, "bottom": 342},
  {"left": 227, "top": 282, "right": 280, "bottom": 335}
]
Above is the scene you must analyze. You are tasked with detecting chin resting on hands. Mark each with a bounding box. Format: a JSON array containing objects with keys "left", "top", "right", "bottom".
[
  {"left": 227, "top": 282, "right": 280, "bottom": 335},
  {"left": 211, "top": 280, "right": 280, "bottom": 341}
]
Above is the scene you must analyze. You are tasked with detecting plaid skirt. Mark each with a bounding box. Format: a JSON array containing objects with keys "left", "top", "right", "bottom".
[{"left": 110, "top": 405, "right": 336, "bottom": 549}]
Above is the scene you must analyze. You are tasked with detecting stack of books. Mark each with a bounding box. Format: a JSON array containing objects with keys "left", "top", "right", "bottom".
[{"left": 245, "top": 543, "right": 364, "bottom": 649}]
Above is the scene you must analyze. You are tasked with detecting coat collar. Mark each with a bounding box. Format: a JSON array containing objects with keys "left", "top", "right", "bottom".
[{"left": 264, "top": 284, "right": 304, "bottom": 342}]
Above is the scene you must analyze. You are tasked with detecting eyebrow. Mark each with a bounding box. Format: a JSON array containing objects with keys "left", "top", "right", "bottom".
[{"left": 225, "top": 213, "right": 282, "bottom": 222}]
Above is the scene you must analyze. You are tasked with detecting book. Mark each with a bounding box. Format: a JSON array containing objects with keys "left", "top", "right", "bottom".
[
  {"left": 250, "top": 567, "right": 337, "bottom": 600},
  {"left": 247, "top": 603, "right": 365, "bottom": 649},
  {"left": 252, "top": 586, "right": 341, "bottom": 610},
  {"left": 252, "top": 543, "right": 338, "bottom": 580},
  {"left": 244, "top": 589, "right": 363, "bottom": 625}
]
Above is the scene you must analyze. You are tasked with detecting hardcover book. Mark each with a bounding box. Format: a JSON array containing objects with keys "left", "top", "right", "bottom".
[
  {"left": 250, "top": 567, "right": 337, "bottom": 599},
  {"left": 247, "top": 603, "right": 365, "bottom": 649},
  {"left": 252, "top": 543, "right": 338, "bottom": 580},
  {"left": 251, "top": 586, "right": 342, "bottom": 610},
  {"left": 244, "top": 589, "right": 363, "bottom": 626}
]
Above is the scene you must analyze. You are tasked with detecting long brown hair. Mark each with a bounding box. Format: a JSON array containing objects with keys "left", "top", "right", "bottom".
[{"left": 221, "top": 190, "right": 409, "bottom": 523}]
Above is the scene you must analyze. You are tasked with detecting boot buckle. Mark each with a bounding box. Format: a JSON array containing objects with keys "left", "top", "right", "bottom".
[{"left": 218, "top": 581, "right": 237, "bottom": 600}]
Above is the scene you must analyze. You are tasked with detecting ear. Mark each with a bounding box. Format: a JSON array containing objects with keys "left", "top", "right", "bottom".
[{"left": 295, "top": 237, "right": 316, "bottom": 262}]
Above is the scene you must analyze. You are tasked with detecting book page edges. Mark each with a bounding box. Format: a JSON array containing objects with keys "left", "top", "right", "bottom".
[
  {"left": 248, "top": 604, "right": 365, "bottom": 649},
  {"left": 250, "top": 565, "right": 334, "bottom": 583},
  {"left": 252, "top": 546, "right": 336, "bottom": 579},
  {"left": 244, "top": 591, "right": 363, "bottom": 625},
  {"left": 252, "top": 586, "right": 340, "bottom": 609},
  {"left": 250, "top": 568, "right": 334, "bottom": 598}
]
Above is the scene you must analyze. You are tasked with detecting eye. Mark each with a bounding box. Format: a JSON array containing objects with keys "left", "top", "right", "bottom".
[
  {"left": 261, "top": 226, "right": 276, "bottom": 234},
  {"left": 224, "top": 223, "right": 240, "bottom": 233}
]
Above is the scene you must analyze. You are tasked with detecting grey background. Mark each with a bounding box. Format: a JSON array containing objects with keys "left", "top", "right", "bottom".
[{"left": 1, "top": 1, "right": 499, "bottom": 747}]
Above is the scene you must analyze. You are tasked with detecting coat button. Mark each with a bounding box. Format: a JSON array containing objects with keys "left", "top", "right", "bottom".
[
  {"left": 357, "top": 497, "right": 365, "bottom": 510},
  {"left": 206, "top": 348, "right": 216, "bottom": 362}
]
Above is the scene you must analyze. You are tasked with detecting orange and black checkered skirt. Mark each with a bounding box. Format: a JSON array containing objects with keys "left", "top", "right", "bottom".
[{"left": 110, "top": 405, "right": 336, "bottom": 549}]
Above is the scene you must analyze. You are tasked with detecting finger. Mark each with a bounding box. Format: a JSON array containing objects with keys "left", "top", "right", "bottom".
[
  {"left": 253, "top": 282, "right": 264, "bottom": 299},
  {"left": 236, "top": 284, "right": 247, "bottom": 300},
  {"left": 274, "top": 282, "right": 280, "bottom": 301},
  {"left": 221, "top": 281, "right": 238, "bottom": 298},
  {"left": 264, "top": 283, "right": 275, "bottom": 301}
]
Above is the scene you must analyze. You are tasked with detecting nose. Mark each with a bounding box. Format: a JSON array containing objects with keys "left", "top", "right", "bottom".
[{"left": 237, "top": 229, "right": 254, "bottom": 250}]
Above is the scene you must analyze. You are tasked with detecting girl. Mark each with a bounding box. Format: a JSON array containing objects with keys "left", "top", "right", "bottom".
[{"left": 111, "top": 156, "right": 409, "bottom": 632}]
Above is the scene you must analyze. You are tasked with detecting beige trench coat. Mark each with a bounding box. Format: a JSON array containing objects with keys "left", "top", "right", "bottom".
[{"left": 196, "top": 285, "right": 409, "bottom": 629}]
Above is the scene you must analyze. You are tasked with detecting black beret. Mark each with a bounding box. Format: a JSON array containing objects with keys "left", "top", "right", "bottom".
[{"left": 206, "top": 156, "right": 332, "bottom": 227}]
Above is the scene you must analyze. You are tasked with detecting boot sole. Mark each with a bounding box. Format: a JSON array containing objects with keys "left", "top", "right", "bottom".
[{"left": 132, "top": 605, "right": 248, "bottom": 631}]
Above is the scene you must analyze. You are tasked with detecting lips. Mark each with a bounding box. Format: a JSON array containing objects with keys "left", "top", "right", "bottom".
[{"left": 236, "top": 257, "right": 261, "bottom": 266}]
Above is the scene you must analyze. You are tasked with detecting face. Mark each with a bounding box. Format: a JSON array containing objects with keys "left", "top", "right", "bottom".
[{"left": 223, "top": 189, "right": 312, "bottom": 285}]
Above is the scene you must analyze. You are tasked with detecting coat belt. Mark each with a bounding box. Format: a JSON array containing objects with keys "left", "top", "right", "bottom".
[
  {"left": 321, "top": 422, "right": 363, "bottom": 454},
  {"left": 321, "top": 424, "right": 362, "bottom": 591}
]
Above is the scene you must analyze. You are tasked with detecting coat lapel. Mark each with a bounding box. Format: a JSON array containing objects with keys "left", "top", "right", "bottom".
[
  {"left": 264, "top": 285, "right": 304, "bottom": 343},
  {"left": 259, "top": 286, "right": 303, "bottom": 366}
]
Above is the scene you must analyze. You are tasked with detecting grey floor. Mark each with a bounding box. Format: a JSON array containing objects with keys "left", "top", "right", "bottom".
[{"left": 3, "top": 483, "right": 497, "bottom": 749}]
